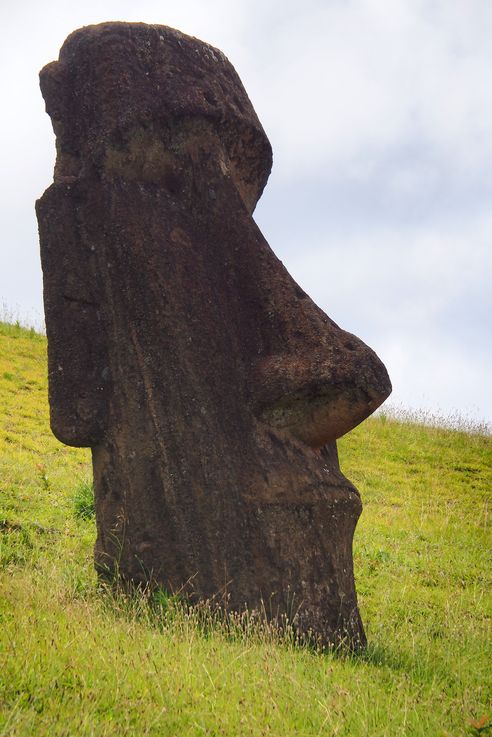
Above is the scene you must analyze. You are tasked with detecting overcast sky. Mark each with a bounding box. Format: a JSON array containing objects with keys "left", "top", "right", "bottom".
[{"left": 1, "top": 0, "right": 491, "bottom": 426}]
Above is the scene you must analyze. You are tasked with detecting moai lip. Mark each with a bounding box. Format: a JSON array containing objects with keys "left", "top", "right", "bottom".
[{"left": 36, "top": 22, "right": 392, "bottom": 648}]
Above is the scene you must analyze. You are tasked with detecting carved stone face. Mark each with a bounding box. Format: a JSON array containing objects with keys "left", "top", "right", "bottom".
[{"left": 37, "top": 22, "right": 391, "bottom": 648}]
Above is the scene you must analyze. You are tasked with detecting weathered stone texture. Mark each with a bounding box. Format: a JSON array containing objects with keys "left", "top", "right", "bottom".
[{"left": 36, "top": 23, "right": 391, "bottom": 647}]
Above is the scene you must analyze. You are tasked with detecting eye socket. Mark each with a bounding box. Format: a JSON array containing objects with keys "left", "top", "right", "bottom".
[{"left": 203, "top": 90, "right": 217, "bottom": 107}]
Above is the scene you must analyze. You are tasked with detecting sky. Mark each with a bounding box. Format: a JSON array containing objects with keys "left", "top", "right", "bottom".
[{"left": 1, "top": 0, "right": 491, "bottom": 426}]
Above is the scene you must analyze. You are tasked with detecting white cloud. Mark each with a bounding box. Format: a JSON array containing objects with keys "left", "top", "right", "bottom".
[{"left": 244, "top": 0, "right": 492, "bottom": 182}]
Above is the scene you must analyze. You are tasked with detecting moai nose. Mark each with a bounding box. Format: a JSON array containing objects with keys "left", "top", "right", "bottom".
[
  {"left": 255, "top": 335, "right": 392, "bottom": 447},
  {"left": 250, "top": 279, "right": 392, "bottom": 446}
]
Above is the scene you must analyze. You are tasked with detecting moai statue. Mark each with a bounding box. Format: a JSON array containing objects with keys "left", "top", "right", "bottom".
[{"left": 36, "top": 23, "right": 391, "bottom": 648}]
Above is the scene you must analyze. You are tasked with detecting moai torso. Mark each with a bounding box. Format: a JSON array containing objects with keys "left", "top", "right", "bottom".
[{"left": 36, "top": 23, "right": 391, "bottom": 648}]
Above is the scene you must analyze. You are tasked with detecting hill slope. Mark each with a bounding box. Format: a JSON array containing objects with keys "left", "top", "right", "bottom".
[{"left": 0, "top": 322, "right": 490, "bottom": 737}]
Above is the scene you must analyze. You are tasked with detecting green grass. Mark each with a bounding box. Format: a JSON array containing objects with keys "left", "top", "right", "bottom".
[
  {"left": 0, "top": 321, "right": 490, "bottom": 736},
  {"left": 73, "top": 479, "right": 96, "bottom": 521}
]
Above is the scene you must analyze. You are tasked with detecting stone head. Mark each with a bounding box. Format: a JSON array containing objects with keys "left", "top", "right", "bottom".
[{"left": 37, "top": 23, "right": 391, "bottom": 647}]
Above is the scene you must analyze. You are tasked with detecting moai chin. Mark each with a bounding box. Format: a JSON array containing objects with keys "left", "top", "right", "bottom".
[{"left": 36, "top": 22, "right": 391, "bottom": 648}]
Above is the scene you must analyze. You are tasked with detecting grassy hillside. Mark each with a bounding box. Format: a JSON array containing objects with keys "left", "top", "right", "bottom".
[{"left": 0, "top": 321, "right": 490, "bottom": 737}]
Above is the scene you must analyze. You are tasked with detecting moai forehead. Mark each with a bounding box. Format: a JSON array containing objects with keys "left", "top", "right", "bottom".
[{"left": 39, "top": 22, "right": 272, "bottom": 212}]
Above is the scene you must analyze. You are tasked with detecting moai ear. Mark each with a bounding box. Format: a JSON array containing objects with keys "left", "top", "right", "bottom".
[{"left": 36, "top": 180, "right": 110, "bottom": 448}]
